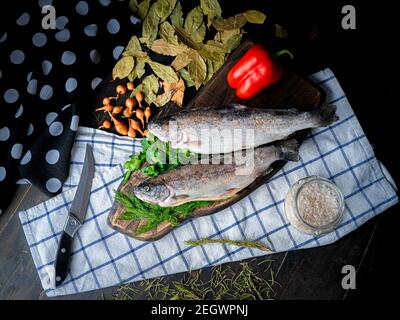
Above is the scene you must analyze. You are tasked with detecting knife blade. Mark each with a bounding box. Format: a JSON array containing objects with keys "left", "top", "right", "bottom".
[{"left": 54, "top": 144, "right": 95, "bottom": 287}]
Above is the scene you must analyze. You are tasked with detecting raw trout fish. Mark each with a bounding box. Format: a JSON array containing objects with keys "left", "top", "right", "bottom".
[
  {"left": 148, "top": 104, "right": 338, "bottom": 154},
  {"left": 133, "top": 140, "right": 300, "bottom": 207}
]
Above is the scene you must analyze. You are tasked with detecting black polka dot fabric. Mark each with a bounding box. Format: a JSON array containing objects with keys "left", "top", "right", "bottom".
[{"left": 0, "top": 0, "right": 137, "bottom": 214}]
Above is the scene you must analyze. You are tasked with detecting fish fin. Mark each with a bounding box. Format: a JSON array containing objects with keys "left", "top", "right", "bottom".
[
  {"left": 312, "top": 104, "right": 339, "bottom": 127},
  {"left": 279, "top": 139, "right": 300, "bottom": 162}
]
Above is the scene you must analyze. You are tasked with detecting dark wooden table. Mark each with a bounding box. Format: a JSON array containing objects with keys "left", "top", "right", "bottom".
[
  {"left": 1, "top": 0, "right": 399, "bottom": 300},
  {"left": 0, "top": 182, "right": 398, "bottom": 300}
]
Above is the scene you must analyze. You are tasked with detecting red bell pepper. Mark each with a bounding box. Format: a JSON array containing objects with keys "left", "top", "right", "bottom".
[{"left": 227, "top": 44, "right": 282, "bottom": 99}]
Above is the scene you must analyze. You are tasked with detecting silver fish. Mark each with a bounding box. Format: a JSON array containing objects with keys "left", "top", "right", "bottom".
[
  {"left": 133, "top": 140, "right": 300, "bottom": 207},
  {"left": 148, "top": 104, "right": 338, "bottom": 154}
]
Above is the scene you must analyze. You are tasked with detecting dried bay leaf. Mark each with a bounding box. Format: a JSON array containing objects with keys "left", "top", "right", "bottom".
[
  {"left": 135, "top": 58, "right": 146, "bottom": 79},
  {"left": 184, "top": 6, "right": 204, "bottom": 35},
  {"left": 143, "top": 74, "right": 160, "bottom": 94},
  {"left": 148, "top": 61, "right": 179, "bottom": 83},
  {"left": 138, "top": 0, "right": 150, "bottom": 19},
  {"left": 187, "top": 49, "right": 207, "bottom": 89},
  {"left": 225, "top": 33, "right": 242, "bottom": 52},
  {"left": 126, "top": 35, "right": 142, "bottom": 52},
  {"left": 142, "top": 3, "right": 160, "bottom": 46},
  {"left": 212, "top": 14, "right": 247, "bottom": 31},
  {"left": 154, "top": 91, "right": 173, "bottom": 107},
  {"left": 175, "top": 27, "right": 203, "bottom": 50},
  {"left": 159, "top": 21, "right": 178, "bottom": 44},
  {"left": 113, "top": 56, "right": 135, "bottom": 80},
  {"left": 151, "top": 39, "right": 186, "bottom": 56},
  {"left": 243, "top": 10, "right": 266, "bottom": 24},
  {"left": 155, "top": 0, "right": 177, "bottom": 23},
  {"left": 205, "top": 59, "right": 214, "bottom": 83},
  {"left": 129, "top": 0, "right": 139, "bottom": 13},
  {"left": 275, "top": 24, "right": 288, "bottom": 38},
  {"left": 170, "top": 1, "right": 183, "bottom": 28},
  {"left": 163, "top": 78, "right": 185, "bottom": 107},
  {"left": 192, "top": 21, "right": 206, "bottom": 43},
  {"left": 179, "top": 68, "right": 195, "bottom": 87},
  {"left": 200, "top": 0, "right": 222, "bottom": 27},
  {"left": 171, "top": 51, "right": 192, "bottom": 71}
]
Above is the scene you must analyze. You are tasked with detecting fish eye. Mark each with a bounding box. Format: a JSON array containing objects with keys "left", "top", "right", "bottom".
[{"left": 143, "top": 185, "right": 150, "bottom": 192}]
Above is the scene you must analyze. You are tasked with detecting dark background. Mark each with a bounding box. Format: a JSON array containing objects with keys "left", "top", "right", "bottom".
[{"left": 1, "top": 0, "right": 399, "bottom": 300}]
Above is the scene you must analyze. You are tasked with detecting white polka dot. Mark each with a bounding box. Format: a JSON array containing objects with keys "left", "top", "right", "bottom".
[
  {"left": 32, "top": 32, "right": 47, "bottom": 47},
  {"left": 16, "top": 12, "right": 30, "bottom": 26},
  {"left": 99, "top": 0, "right": 111, "bottom": 6},
  {"left": 113, "top": 46, "right": 124, "bottom": 59},
  {"left": 65, "top": 78, "right": 78, "bottom": 92},
  {"left": 91, "top": 77, "right": 102, "bottom": 90},
  {"left": 46, "top": 112, "right": 58, "bottom": 125},
  {"left": 10, "top": 50, "right": 25, "bottom": 64},
  {"left": 16, "top": 178, "right": 30, "bottom": 184},
  {"left": 11, "top": 143, "right": 23, "bottom": 159},
  {"left": 62, "top": 104, "right": 71, "bottom": 111},
  {"left": 15, "top": 105, "right": 24, "bottom": 118},
  {"left": 42, "top": 60, "right": 52, "bottom": 75},
  {"left": 107, "top": 19, "right": 120, "bottom": 34},
  {"left": 76, "top": 1, "right": 89, "bottom": 15},
  {"left": 20, "top": 151, "right": 32, "bottom": 165},
  {"left": 38, "top": 0, "right": 52, "bottom": 7},
  {"left": 130, "top": 15, "right": 140, "bottom": 25},
  {"left": 27, "top": 123, "right": 34, "bottom": 136},
  {"left": 27, "top": 71, "right": 33, "bottom": 82},
  {"left": 49, "top": 121, "right": 63, "bottom": 136},
  {"left": 46, "top": 149, "right": 60, "bottom": 164},
  {"left": 27, "top": 79, "right": 38, "bottom": 94},
  {"left": 89, "top": 49, "right": 101, "bottom": 64},
  {"left": 84, "top": 24, "right": 98, "bottom": 37},
  {"left": 70, "top": 115, "right": 79, "bottom": 131},
  {"left": 55, "top": 29, "right": 70, "bottom": 42},
  {"left": 0, "top": 127, "right": 10, "bottom": 141},
  {"left": 0, "top": 32, "right": 7, "bottom": 43},
  {"left": 46, "top": 178, "right": 62, "bottom": 193},
  {"left": 61, "top": 51, "right": 76, "bottom": 65},
  {"left": 4, "top": 89, "right": 19, "bottom": 103},
  {"left": 0, "top": 167, "right": 6, "bottom": 182},
  {"left": 56, "top": 16, "right": 69, "bottom": 30},
  {"left": 39, "top": 85, "right": 54, "bottom": 100}
]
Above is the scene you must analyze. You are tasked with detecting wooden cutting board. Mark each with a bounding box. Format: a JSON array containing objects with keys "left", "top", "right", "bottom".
[{"left": 107, "top": 40, "right": 324, "bottom": 241}]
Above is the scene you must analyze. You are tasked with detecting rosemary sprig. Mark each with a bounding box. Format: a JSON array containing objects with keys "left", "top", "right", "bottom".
[{"left": 184, "top": 238, "right": 274, "bottom": 252}]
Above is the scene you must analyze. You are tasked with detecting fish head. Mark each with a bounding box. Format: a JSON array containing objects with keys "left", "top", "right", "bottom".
[
  {"left": 148, "top": 117, "right": 184, "bottom": 146},
  {"left": 133, "top": 180, "right": 171, "bottom": 205}
]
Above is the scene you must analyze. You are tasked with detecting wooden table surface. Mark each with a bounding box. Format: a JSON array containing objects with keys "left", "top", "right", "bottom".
[
  {"left": 0, "top": 181, "right": 398, "bottom": 300},
  {"left": 1, "top": 0, "right": 399, "bottom": 300}
]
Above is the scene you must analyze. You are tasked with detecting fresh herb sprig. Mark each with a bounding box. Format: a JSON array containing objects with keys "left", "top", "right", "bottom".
[
  {"left": 122, "top": 135, "right": 196, "bottom": 183},
  {"left": 115, "top": 191, "right": 214, "bottom": 234},
  {"left": 185, "top": 238, "right": 273, "bottom": 252}
]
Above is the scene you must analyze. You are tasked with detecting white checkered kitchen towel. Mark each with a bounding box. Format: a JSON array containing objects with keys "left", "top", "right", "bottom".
[{"left": 19, "top": 69, "right": 398, "bottom": 297}]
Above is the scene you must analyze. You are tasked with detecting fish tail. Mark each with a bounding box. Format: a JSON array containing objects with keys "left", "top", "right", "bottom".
[
  {"left": 312, "top": 104, "right": 339, "bottom": 127},
  {"left": 279, "top": 139, "right": 300, "bottom": 162}
]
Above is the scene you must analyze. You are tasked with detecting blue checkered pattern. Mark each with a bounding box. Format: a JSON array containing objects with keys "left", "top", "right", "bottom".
[{"left": 19, "top": 69, "right": 398, "bottom": 297}]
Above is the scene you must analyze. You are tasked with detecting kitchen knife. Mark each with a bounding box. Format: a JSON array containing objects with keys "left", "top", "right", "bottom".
[{"left": 54, "top": 144, "right": 95, "bottom": 287}]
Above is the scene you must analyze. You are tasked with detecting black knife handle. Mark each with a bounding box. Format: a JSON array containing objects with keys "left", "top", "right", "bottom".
[{"left": 54, "top": 231, "right": 73, "bottom": 287}]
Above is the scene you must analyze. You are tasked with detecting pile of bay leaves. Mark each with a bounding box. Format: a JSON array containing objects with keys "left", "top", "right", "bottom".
[{"left": 112, "top": 0, "right": 267, "bottom": 107}]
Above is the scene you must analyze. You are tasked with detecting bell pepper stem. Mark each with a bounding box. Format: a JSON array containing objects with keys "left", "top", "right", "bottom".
[{"left": 273, "top": 49, "right": 294, "bottom": 60}]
